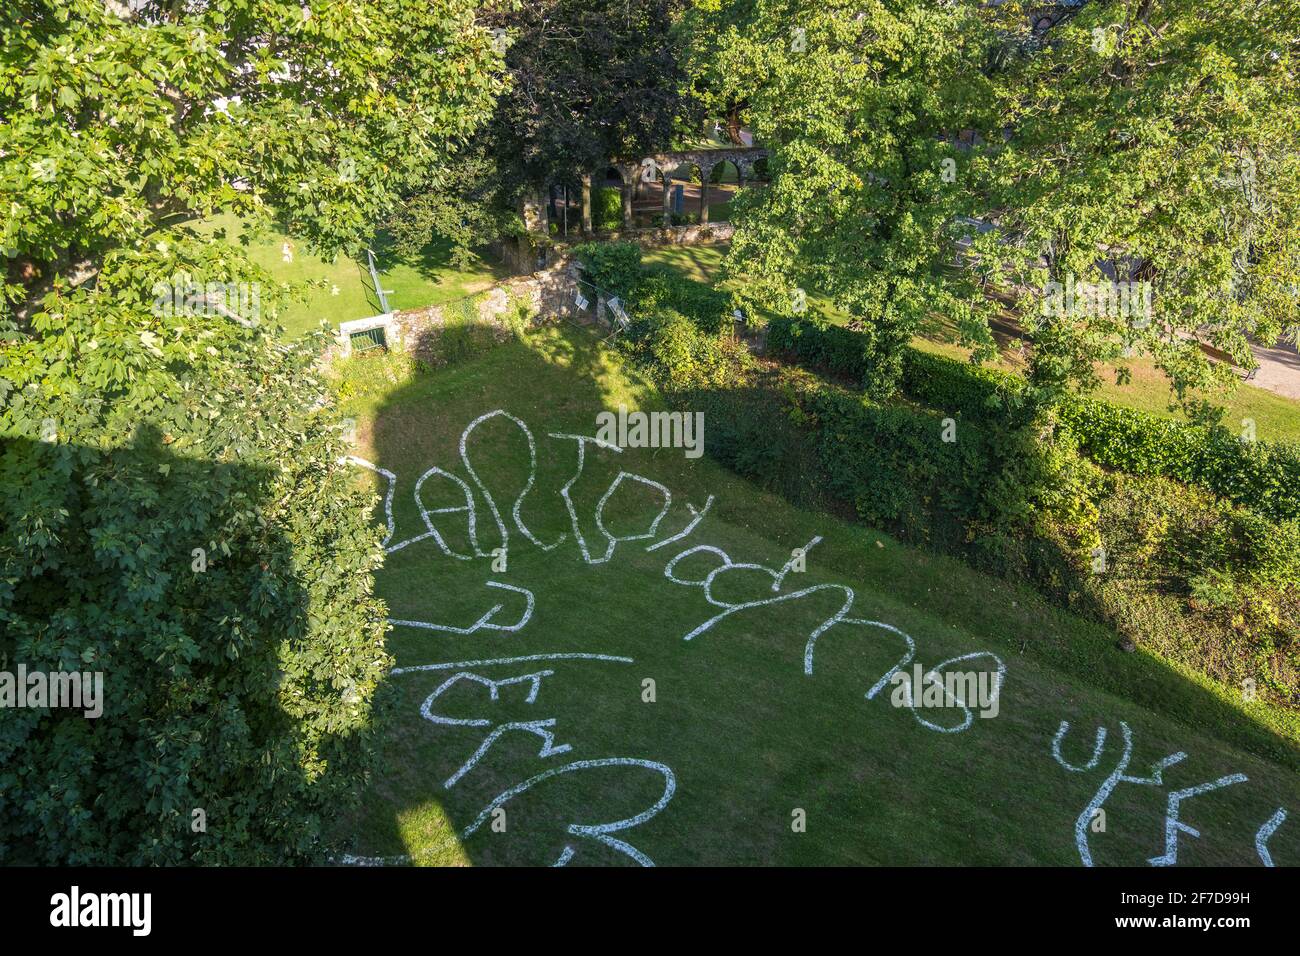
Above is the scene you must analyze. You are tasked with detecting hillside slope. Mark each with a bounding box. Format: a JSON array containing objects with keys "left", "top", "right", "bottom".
[{"left": 334, "top": 324, "right": 1298, "bottom": 867}]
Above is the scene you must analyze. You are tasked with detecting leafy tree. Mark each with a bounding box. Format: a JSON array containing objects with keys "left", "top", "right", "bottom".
[
  {"left": 701, "top": 0, "right": 1002, "bottom": 398},
  {"left": 487, "top": 0, "right": 701, "bottom": 186},
  {"left": 384, "top": 138, "right": 521, "bottom": 267},
  {"left": 387, "top": 0, "right": 702, "bottom": 260},
  {"left": 708, "top": 0, "right": 1300, "bottom": 420},
  {"left": 975, "top": 0, "right": 1300, "bottom": 416},
  {"left": 683, "top": 0, "right": 759, "bottom": 144},
  {"left": 0, "top": 0, "right": 501, "bottom": 863}
]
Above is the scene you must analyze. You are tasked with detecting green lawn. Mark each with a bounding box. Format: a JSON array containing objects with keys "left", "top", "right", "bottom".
[
  {"left": 648, "top": 243, "right": 1300, "bottom": 443},
  {"left": 195, "top": 213, "right": 510, "bottom": 338},
  {"left": 330, "top": 322, "right": 1298, "bottom": 867},
  {"left": 641, "top": 242, "right": 728, "bottom": 282}
]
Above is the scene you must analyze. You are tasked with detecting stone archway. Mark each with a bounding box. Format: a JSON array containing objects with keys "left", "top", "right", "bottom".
[
  {"left": 571, "top": 146, "right": 769, "bottom": 231},
  {"left": 621, "top": 146, "right": 767, "bottom": 229}
]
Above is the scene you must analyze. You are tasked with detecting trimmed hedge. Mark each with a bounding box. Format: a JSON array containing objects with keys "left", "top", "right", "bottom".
[
  {"left": 1060, "top": 400, "right": 1300, "bottom": 523},
  {"left": 634, "top": 316, "right": 1019, "bottom": 544},
  {"left": 767, "top": 317, "right": 1300, "bottom": 521},
  {"left": 801, "top": 384, "right": 999, "bottom": 548},
  {"left": 901, "top": 348, "right": 1022, "bottom": 418},
  {"left": 766, "top": 316, "right": 871, "bottom": 382}
]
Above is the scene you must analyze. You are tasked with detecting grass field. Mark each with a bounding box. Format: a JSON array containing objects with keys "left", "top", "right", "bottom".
[
  {"left": 331, "top": 322, "right": 1298, "bottom": 867},
  {"left": 647, "top": 244, "right": 1300, "bottom": 443},
  {"left": 195, "top": 213, "right": 510, "bottom": 338}
]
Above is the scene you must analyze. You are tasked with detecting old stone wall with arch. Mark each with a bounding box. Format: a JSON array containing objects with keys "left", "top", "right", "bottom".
[
  {"left": 613, "top": 146, "right": 768, "bottom": 227},
  {"left": 522, "top": 147, "right": 769, "bottom": 238}
]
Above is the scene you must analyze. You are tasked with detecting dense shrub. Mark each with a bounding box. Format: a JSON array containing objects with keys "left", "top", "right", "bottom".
[
  {"left": 593, "top": 186, "right": 624, "bottom": 230},
  {"left": 574, "top": 241, "right": 643, "bottom": 299},
  {"left": 0, "top": 304, "right": 391, "bottom": 864},
  {"left": 768, "top": 317, "right": 1300, "bottom": 521},
  {"left": 767, "top": 317, "right": 872, "bottom": 382},
  {"left": 684, "top": 371, "right": 830, "bottom": 509},
  {"left": 643, "top": 315, "right": 1078, "bottom": 547},
  {"left": 901, "top": 349, "right": 1023, "bottom": 419},
  {"left": 621, "top": 309, "right": 736, "bottom": 391},
  {"left": 630, "top": 268, "right": 735, "bottom": 336},
  {"left": 621, "top": 314, "right": 825, "bottom": 506},
  {"left": 801, "top": 387, "right": 996, "bottom": 548},
  {"left": 1090, "top": 477, "right": 1300, "bottom": 701},
  {"left": 1060, "top": 401, "right": 1300, "bottom": 523},
  {"left": 769, "top": 316, "right": 1020, "bottom": 409}
]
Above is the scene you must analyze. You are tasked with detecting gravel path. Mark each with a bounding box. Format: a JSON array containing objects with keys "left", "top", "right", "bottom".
[{"left": 1249, "top": 337, "right": 1300, "bottom": 401}]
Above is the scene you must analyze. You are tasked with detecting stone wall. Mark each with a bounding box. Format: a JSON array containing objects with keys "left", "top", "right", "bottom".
[
  {"left": 332, "top": 263, "right": 585, "bottom": 358},
  {"left": 332, "top": 221, "right": 732, "bottom": 358},
  {"left": 590, "top": 221, "right": 736, "bottom": 248}
]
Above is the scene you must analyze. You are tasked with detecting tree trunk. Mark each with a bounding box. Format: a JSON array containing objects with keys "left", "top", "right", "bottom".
[{"left": 725, "top": 98, "right": 748, "bottom": 145}]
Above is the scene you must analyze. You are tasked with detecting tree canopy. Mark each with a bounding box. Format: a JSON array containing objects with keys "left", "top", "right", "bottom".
[
  {"left": 386, "top": 0, "right": 703, "bottom": 261},
  {"left": 977, "top": 0, "right": 1300, "bottom": 412},
  {"left": 696, "top": 0, "right": 1001, "bottom": 397},
  {"left": 0, "top": 0, "right": 502, "bottom": 863},
  {"left": 703, "top": 0, "right": 1300, "bottom": 411}
]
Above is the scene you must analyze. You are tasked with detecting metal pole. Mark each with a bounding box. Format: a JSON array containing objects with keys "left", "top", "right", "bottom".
[{"left": 366, "top": 248, "right": 392, "bottom": 314}]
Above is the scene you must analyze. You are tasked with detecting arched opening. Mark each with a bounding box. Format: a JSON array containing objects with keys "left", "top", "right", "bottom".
[
  {"left": 704, "top": 159, "right": 742, "bottom": 222},
  {"left": 709, "top": 159, "right": 741, "bottom": 185}
]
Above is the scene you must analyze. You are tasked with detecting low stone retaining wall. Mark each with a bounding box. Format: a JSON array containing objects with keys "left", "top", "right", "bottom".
[
  {"left": 332, "top": 223, "right": 731, "bottom": 357},
  {"left": 590, "top": 222, "right": 736, "bottom": 247},
  {"left": 333, "top": 265, "right": 585, "bottom": 358},
  {"left": 499, "top": 222, "right": 735, "bottom": 273}
]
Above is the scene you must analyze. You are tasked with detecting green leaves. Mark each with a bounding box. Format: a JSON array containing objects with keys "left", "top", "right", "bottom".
[
  {"left": 701, "top": 0, "right": 1000, "bottom": 397},
  {"left": 0, "top": 0, "right": 505, "bottom": 276},
  {"left": 981, "top": 0, "right": 1300, "bottom": 405},
  {"left": 770, "top": 315, "right": 1300, "bottom": 523},
  {"left": 0, "top": 0, "right": 501, "bottom": 863},
  {"left": 703, "top": 0, "right": 1299, "bottom": 414}
]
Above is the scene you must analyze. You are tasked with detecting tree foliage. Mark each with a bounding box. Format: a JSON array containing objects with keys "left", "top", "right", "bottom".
[
  {"left": 487, "top": 0, "right": 701, "bottom": 185},
  {"left": 384, "top": 138, "right": 520, "bottom": 266},
  {"left": 703, "top": 0, "right": 1300, "bottom": 414},
  {"left": 977, "top": 0, "right": 1300, "bottom": 410},
  {"left": 385, "top": 0, "right": 704, "bottom": 262},
  {"left": 0, "top": 0, "right": 502, "bottom": 862},
  {"left": 697, "top": 0, "right": 1001, "bottom": 398}
]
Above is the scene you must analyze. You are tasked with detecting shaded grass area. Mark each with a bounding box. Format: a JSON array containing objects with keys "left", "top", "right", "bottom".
[
  {"left": 331, "top": 323, "right": 1298, "bottom": 866},
  {"left": 193, "top": 213, "right": 510, "bottom": 338},
  {"left": 647, "top": 243, "right": 1300, "bottom": 443}
]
